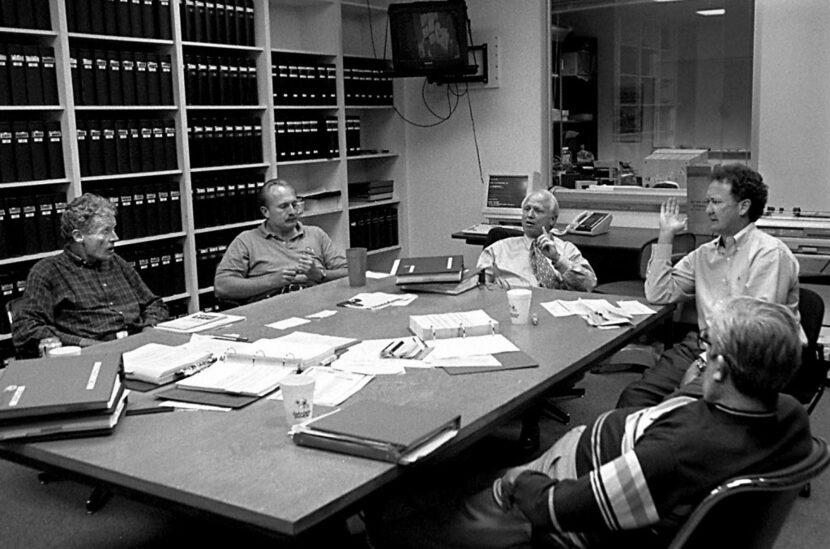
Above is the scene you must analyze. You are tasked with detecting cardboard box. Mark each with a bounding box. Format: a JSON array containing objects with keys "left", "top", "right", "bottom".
[{"left": 642, "top": 149, "right": 709, "bottom": 188}]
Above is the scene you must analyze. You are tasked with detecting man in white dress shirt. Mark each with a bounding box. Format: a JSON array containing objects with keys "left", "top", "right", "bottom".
[{"left": 476, "top": 189, "right": 597, "bottom": 292}]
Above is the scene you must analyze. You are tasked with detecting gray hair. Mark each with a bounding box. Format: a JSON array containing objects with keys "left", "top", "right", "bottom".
[
  {"left": 708, "top": 296, "right": 801, "bottom": 402},
  {"left": 258, "top": 178, "right": 296, "bottom": 209},
  {"left": 60, "top": 193, "right": 116, "bottom": 240},
  {"left": 522, "top": 189, "right": 560, "bottom": 219}
]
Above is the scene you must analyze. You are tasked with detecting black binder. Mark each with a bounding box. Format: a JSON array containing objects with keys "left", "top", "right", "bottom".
[
  {"left": 160, "top": 54, "right": 173, "bottom": 104},
  {"left": 86, "top": 119, "right": 104, "bottom": 176},
  {"left": 156, "top": 0, "right": 171, "bottom": 39},
  {"left": 103, "top": 0, "right": 118, "bottom": 34},
  {"left": 141, "top": 0, "right": 155, "bottom": 38},
  {"left": 163, "top": 119, "right": 177, "bottom": 170},
  {"left": 194, "top": 0, "right": 206, "bottom": 43},
  {"left": 217, "top": 56, "right": 229, "bottom": 104},
  {"left": 151, "top": 119, "right": 165, "bottom": 170},
  {"left": 116, "top": 0, "right": 131, "bottom": 37},
  {"left": 22, "top": 46, "right": 43, "bottom": 104},
  {"left": 4, "top": 196, "right": 23, "bottom": 256},
  {"left": 144, "top": 185, "right": 158, "bottom": 235},
  {"left": 12, "top": 120, "right": 32, "bottom": 181},
  {"left": 45, "top": 121, "right": 64, "bottom": 179},
  {"left": 89, "top": 0, "right": 106, "bottom": 35},
  {"left": 204, "top": 1, "right": 215, "bottom": 43},
  {"left": 155, "top": 182, "right": 171, "bottom": 234},
  {"left": 93, "top": 49, "right": 110, "bottom": 105},
  {"left": 40, "top": 47, "right": 58, "bottom": 105},
  {"left": 28, "top": 121, "right": 48, "bottom": 181},
  {"left": 1, "top": 0, "right": 19, "bottom": 28},
  {"left": 127, "top": 119, "right": 142, "bottom": 173},
  {"left": 114, "top": 119, "right": 130, "bottom": 173},
  {"left": 206, "top": 56, "right": 218, "bottom": 103},
  {"left": 181, "top": 0, "right": 194, "bottom": 41},
  {"left": 20, "top": 194, "right": 40, "bottom": 255},
  {"left": 107, "top": 50, "right": 122, "bottom": 105},
  {"left": 102, "top": 121, "right": 117, "bottom": 175},
  {"left": 118, "top": 185, "right": 135, "bottom": 238},
  {"left": 132, "top": 185, "right": 147, "bottom": 237},
  {"left": 76, "top": 120, "right": 90, "bottom": 176},
  {"left": 8, "top": 45, "right": 26, "bottom": 105},
  {"left": 79, "top": 49, "right": 96, "bottom": 105},
  {"left": 244, "top": 0, "right": 254, "bottom": 46},
  {"left": 0, "top": 48, "right": 9, "bottom": 105},
  {"left": 120, "top": 51, "right": 136, "bottom": 105},
  {"left": 0, "top": 122, "right": 13, "bottom": 183},
  {"left": 214, "top": 1, "right": 228, "bottom": 44},
  {"left": 134, "top": 51, "right": 148, "bottom": 104},
  {"left": 169, "top": 186, "right": 181, "bottom": 231},
  {"left": 36, "top": 193, "right": 58, "bottom": 253},
  {"left": 225, "top": 0, "right": 238, "bottom": 45},
  {"left": 129, "top": 0, "right": 143, "bottom": 37},
  {"left": 184, "top": 55, "right": 198, "bottom": 104},
  {"left": 72, "top": 0, "right": 92, "bottom": 33},
  {"left": 68, "top": 50, "right": 81, "bottom": 105},
  {"left": 146, "top": 52, "right": 161, "bottom": 104},
  {"left": 196, "top": 56, "right": 208, "bottom": 103},
  {"left": 139, "top": 119, "right": 154, "bottom": 172}
]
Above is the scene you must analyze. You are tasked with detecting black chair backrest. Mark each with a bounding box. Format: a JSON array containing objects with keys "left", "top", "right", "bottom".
[
  {"left": 668, "top": 436, "right": 830, "bottom": 549},
  {"left": 4, "top": 296, "right": 24, "bottom": 330},
  {"left": 637, "top": 233, "right": 697, "bottom": 280},
  {"left": 798, "top": 287, "right": 824, "bottom": 348},
  {"left": 784, "top": 287, "right": 828, "bottom": 411},
  {"left": 483, "top": 226, "right": 523, "bottom": 248}
]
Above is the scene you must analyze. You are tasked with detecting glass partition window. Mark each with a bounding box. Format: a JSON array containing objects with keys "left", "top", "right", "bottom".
[{"left": 551, "top": 0, "right": 754, "bottom": 181}]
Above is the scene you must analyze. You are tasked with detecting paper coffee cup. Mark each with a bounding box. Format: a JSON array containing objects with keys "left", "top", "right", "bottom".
[
  {"left": 280, "top": 374, "right": 315, "bottom": 425},
  {"left": 507, "top": 289, "right": 533, "bottom": 325},
  {"left": 47, "top": 345, "right": 82, "bottom": 357}
]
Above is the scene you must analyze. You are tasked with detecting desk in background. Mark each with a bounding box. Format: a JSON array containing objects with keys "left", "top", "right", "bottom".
[
  {"left": 453, "top": 225, "right": 661, "bottom": 283},
  {"left": 0, "top": 277, "right": 672, "bottom": 543}
]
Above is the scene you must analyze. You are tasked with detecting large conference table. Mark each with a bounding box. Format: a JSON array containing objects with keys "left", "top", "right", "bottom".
[{"left": 0, "top": 276, "right": 672, "bottom": 543}]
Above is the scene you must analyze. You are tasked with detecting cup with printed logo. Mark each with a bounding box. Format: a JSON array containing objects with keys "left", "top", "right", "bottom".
[
  {"left": 507, "top": 289, "right": 533, "bottom": 325},
  {"left": 280, "top": 374, "right": 316, "bottom": 425}
]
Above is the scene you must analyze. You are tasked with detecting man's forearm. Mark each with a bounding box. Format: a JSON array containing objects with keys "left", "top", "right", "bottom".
[{"left": 214, "top": 273, "right": 280, "bottom": 301}]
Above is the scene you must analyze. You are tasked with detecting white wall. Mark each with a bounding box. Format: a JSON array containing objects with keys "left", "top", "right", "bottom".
[
  {"left": 754, "top": 0, "right": 830, "bottom": 212},
  {"left": 402, "top": 0, "right": 547, "bottom": 267}
]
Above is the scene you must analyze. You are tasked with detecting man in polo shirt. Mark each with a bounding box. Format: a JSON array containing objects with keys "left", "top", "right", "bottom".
[
  {"left": 12, "top": 193, "right": 168, "bottom": 357},
  {"left": 214, "top": 179, "right": 348, "bottom": 304}
]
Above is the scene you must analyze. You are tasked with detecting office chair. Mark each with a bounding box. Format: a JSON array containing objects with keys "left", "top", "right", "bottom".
[
  {"left": 5, "top": 297, "right": 115, "bottom": 513},
  {"left": 482, "top": 227, "right": 583, "bottom": 451},
  {"left": 784, "top": 287, "right": 828, "bottom": 415},
  {"left": 592, "top": 234, "right": 697, "bottom": 373},
  {"left": 666, "top": 436, "right": 830, "bottom": 549}
]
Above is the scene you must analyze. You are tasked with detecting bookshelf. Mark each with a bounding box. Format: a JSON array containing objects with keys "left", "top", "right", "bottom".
[{"left": 0, "top": 0, "right": 408, "bottom": 342}]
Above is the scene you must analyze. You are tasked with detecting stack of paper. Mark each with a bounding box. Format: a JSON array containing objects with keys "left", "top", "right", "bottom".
[
  {"left": 176, "top": 362, "right": 295, "bottom": 397},
  {"left": 393, "top": 255, "right": 464, "bottom": 284},
  {"left": 123, "top": 342, "right": 215, "bottom": 385},
  {"left": 409, "top": 309, "right": 499, "bottom": 340},
  {"left": 155, "top": 312, "right": 245, "bottom": 333},
  {"left": 541, "top": 298, "right": 637, "bottom": 327}
]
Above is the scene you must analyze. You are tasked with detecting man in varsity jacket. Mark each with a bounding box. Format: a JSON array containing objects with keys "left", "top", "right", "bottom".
[{"left": 367, "top": 296, "right": 811, "bottom": 548}]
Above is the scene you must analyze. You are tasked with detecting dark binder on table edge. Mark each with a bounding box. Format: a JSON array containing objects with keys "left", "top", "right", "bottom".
[
  {"left": 440, "top": 351, "right": 540, "bottom": 376},
  {"left": 291, "top": 400, "right": 461, "bottom": 463},
  {"left": 394, "top": 255, "right": 464, "bottom": 283},
  {"left": 154, "top": 386, "right": 258, "bottom": 409}
]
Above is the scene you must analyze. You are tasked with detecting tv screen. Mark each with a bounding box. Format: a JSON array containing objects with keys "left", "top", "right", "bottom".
[{"left": 388, "top": 1, "right": 473, "bottom": 78}]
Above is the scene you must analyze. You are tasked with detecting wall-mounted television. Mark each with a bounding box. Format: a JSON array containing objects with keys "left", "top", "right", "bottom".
[{"left": 388, "top": 1, "right": 475, "bottom": 79}]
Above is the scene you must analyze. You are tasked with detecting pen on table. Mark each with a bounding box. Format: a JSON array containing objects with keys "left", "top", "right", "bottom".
[
  {"left": 209, "top": 334, "right": 249, "bottom": 342},
  {"left": 126, "top": 405, "right": 176, "bottom": 417}
]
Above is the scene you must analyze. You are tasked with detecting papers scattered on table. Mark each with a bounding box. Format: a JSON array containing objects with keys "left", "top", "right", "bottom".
[
  {"left": 330, "top": 339, "right": 416, "bottom": 375},
  {"left": 268, "top": 366, "right": 374, "bottom": 407},
  {"left": 267, "top": 317, "right": 312, "bottom": 330},
  {"left": 616, "top": 300, "right": 657, "bottom": 316},
  {"left": 338, "top": 292, "right": 417, "bottom": 311},
  {"left": 425, "top": 334, "right": 518, "bottom": 360},
  {"left": 540, "top": 298, "right": 639, "bottom": 328},
  {"left": 176, "top": 362, "right": 295, "bottom": 397},
  {"left": 379, "top": 336, "right": 429, "bottom": 359},
  {"left": 306, "top": 309, "right": 337, "bottom": 319},
  {"left": 155, "top": 312, "right": 245, "bottom": 333}
]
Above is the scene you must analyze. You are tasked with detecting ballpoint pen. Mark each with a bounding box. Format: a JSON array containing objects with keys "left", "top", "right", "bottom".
[{"left": 209, "top": 334, "right": 249, "bottom": 342}]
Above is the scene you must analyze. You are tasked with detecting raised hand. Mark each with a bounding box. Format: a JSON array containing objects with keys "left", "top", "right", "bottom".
[
  {"left": 659, "top": 197, "right": 687, "bottom": 239},
  {"left": 535, "top": 232, "right": 561, "bottom": 263}
]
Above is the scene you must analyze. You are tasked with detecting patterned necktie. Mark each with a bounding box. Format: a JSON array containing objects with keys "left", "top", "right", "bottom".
[{"left": 530, "top": 241, "right": 560, "bottom": 289}]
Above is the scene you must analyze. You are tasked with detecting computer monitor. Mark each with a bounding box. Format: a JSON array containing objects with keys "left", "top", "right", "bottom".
[{"left": 481, "top": 173, "right": 536, "bottom": 221}]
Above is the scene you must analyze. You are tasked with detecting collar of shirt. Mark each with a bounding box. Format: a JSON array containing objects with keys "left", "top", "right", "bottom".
[
  {"left": 715, "top": 222, "right": 756, "bottom": 255},
  {"left": 258, "top": 221, "right": 305, "bottom": 242},
  {"left": 63, "top": 246, "right": 108, "bottom": 269}
]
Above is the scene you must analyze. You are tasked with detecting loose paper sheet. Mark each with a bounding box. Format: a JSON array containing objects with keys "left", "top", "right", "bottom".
[
  {"left": 426, "top": 334, "right": 518, "bottom": 360},
  {"left": 266, "top": 317, "right": 312, "bottom": 330}
]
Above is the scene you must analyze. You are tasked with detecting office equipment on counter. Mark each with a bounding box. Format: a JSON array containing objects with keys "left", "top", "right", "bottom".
[
  {"left": 552, "top": 210, "right": 612, "bottom": 236},
  {"left": 756, "top": 210, "right": 830, "bottom": 277},
  {"left": 393, "top": 255, "right": 464, "bottom": 284},
  {"left": 290, "top": 399, "right": 460, "bottom": 464},
  {"left": 409, "top": 309, "right": 498, "bottom": 340}
]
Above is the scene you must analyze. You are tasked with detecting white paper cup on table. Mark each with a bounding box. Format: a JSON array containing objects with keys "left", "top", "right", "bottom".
[
  {"left": 346, "top": 247, "right": 368, "bottom": 287},
  {"left": 280, "top": 374, "right": 316, "bottom": 425},
  {"left": 47, "top": 345, "right": 82, "bottom": 357},
  {"left": 507, "top": 289, "right": 533, "bottom": 325}
]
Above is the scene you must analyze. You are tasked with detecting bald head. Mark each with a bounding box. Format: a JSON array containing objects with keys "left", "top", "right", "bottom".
[{"left": 521, "top": 190, "right": 559, "bottom": 238}]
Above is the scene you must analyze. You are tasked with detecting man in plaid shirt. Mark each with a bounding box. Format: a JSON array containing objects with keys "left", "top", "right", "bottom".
[{"left": 12, "top": 193, "right": 168, "bottom": 357}]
